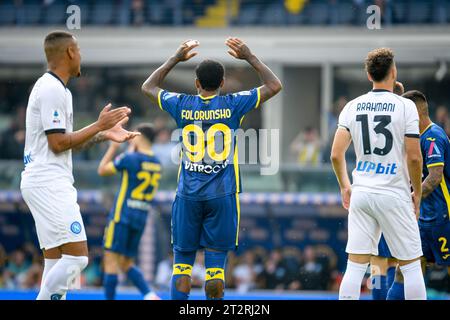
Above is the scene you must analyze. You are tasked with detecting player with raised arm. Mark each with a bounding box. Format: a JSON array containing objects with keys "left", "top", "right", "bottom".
[
  {"left": 331, "top": 48, "right": 427, "bottom": 300},
  {"left": 387, "top": 90, "right": 450, "bottom": 300},
  {"left": 20, "top": 31, "right": 138, "bottom": 300},
  {"left": 141, "top": 38, "right": 282, "bottom": 300},
  {"left": 98, "top": 123, "right": 162, "bottom": 300}
]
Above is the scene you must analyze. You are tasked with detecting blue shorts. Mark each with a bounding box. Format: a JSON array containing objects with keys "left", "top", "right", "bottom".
[
  {"left": 103, "top": 220, "right": 145, "bottom": 258},
  {"left": 420, "top": 221, "right": 450, "bottom": 266},
  {"left": 378, "top": 234, "right": 393, "bottom": 258},
  {"left": 171, "top": 193, "right": 239, "bottom": 252}
]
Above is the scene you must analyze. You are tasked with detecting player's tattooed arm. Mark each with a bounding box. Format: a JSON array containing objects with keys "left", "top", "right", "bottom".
[
  {"left": 141, "top": 40, "right": 199, "bottom": 103},
  {"left": 225, "top": 37, "right": 282, "bottom": 103},
  {"left": 47, "top": 104, "right": 133, "bottom": 154},
  {"left": 73, "top": 118, "right": 139, "bottom": 152},
  {"left": 72, "top": 131, "right": 107, "bottom": 151},
  {"left": 422, "top": 165, "right": 444, "bottom": 199}
]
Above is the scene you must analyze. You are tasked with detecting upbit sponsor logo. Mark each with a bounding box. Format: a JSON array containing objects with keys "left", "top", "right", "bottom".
[{"left": 356, "top": 161, "right": 398, "bottom": 175}]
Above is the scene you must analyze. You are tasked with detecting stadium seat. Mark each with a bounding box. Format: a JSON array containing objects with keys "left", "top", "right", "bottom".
[
  {"left": 42, "top": 3, "right": 67, "bottom": 25},
  {"left": 117, "top": 0, "right": 132, "bottom": 26},
  {"left": 305, "top": 2, "right": 329, "bottom": 25},
  {"left": 91, "top": 0, "right": 115, "bottom": 25},
  {"left": 22, "top": 2, "right": 42, "bottom": 25},
  {"left": 392, "top": 0, "right": 408, "bottom": 24},
  {"left": 261, "top": 3, "right": 286, "bottom": 26},
  {"left": 234, "top": 5, "right": 260, "bottom": 26},
  {"left": 407, "top": 1, "right": 432, "bottom": 24},
  {"left": 431, "top": 0, "right": 447, "bottom": 24},
  {"left": 146, "top": 0, "right": 167, "bottom": 25},
  {"left": 0, "top": 1, "right": 16, "bottom": 26},
  {"left": 336, "top": 2, "right": 355, "bottom": 25}
]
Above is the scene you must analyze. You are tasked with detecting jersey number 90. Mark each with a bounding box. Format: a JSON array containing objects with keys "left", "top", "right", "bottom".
[{"left": 182, "top": 123, "right": 232, "bottom": 163}]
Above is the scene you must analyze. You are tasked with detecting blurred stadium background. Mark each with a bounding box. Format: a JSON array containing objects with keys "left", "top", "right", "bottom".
[{"left": 0, "top": 0, "right": 450, "bottom": 300}]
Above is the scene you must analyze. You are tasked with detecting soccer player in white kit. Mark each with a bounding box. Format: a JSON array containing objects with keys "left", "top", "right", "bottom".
[
  {"left": 330, "top": 48, "right": 427, "bottom": 300},
  {"left": 21, "top": 31, "right": 139, "bottom": 300}
]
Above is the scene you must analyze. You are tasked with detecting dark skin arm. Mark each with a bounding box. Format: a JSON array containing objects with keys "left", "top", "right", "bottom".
[
  {"left": 422, "top": 165, "right": 444, "bottom": 199},
  {"left": 141, "top": 40, "right": 199, "bottom": 103},
  {"left": 47, "top": 105, "right": 139, "bottom": 154},
  {"left": 225, "top": 37, "right": 282, "bottom": 103}
]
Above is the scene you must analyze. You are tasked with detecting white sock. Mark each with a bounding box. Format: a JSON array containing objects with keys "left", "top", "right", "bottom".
[
  {"left": 36, "top": 255, "right": 88, "bottom": 300},
  {"left": 339, "top": 260, "right": 369, "bottom": 300},
  {"left": 41, "top": 258, "right": 69, "bottom": 300},
  {"left": 41, "top": 258, "right": 59, "bottom": 287},
  {"left": 400, "top": 260, "right": 427, "bottom": 300}
]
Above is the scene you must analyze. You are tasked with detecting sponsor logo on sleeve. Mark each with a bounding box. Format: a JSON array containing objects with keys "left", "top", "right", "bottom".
[
  {"left": 52, "top": 110, "right": 61, "bottom": 124},
  {"left": 427, "top": 137, "right": 441, "bottom": 158}
]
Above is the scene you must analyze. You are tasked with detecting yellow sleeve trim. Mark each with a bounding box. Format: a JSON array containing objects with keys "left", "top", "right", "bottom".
[
  {"left": 157, "top": 89, "right": 163, "bottom": 110},
  {"left": 427, "top": 162, "right": 444, "bottom": 168},
  {"left": 254, "top": 87, "right": 261, "bottom": 109},
  {"left": 108, "top": 162, "right": 118, "bottom": 174}
]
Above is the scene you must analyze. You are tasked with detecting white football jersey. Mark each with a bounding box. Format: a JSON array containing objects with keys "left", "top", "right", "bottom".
[
  {"left": 338, "top": 89, "right": 420, "bottom": 201},
  {"left": 21, "top": 72, "right": 74, "bottom": 188}
]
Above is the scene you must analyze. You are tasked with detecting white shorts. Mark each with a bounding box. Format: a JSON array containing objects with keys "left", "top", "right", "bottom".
[
  {"left": 21, "top": 184, "right": 87, "bottom": 250},
  {"left": 346, "top": 191, "right": 422, "bottom": 261}
]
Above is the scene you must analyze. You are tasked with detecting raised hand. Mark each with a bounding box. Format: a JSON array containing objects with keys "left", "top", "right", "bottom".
[
  {"left": 103, "top": 117, "right": 141, "bottom": 143},
  {"left": 173, "top": 39, "right": 199, "bottom": 62},
  {"left": 96, "top": 103, "right": 131, "bottom": 131},
  {"left": 225, "top": 37, "right": 253, "bottom": 61}
]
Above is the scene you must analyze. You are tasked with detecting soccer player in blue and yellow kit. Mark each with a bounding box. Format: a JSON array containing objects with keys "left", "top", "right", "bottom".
[
  {"left": 387, "top": 90, "right": 450, "bottom": 299},
  {"left": 141, "top": 38, "right": 282, "bottom": 300},
  {"left": 98, "top": 123, "right": 162, "bottom": 300}
]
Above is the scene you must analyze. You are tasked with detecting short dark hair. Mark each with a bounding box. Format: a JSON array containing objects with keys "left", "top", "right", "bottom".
[
  {"left": 195, "top": 59, "right": 224, "bottom": 91},
  {"left": 402, "top": 90, "right": 427, "bottom": 104},
  {"left": 365, "top": 48, "right": 395, "bottom": 82},
  {"left": 135, "top": 123, "right": 156, "bottom": 144},
  {"left": 402, "top": 90, "right": 428, "bottom": 115},
  {"left": 44, "top": 31, "right": 74, "bottom": 60}
]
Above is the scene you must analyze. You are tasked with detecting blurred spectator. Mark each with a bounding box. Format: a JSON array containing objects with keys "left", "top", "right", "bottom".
[
  {"left": 232, "top": 250, "right": 257, "bottom": 293},
  {"left": 155, "top": 251, "right": 173, "bottom": 290},
  {"left": 83, "top": 250, "right": 103, "bottom": 287},
  {"left": 0, "top": 106, "right": 26, "bottom": 160},
  {"left": 131, "top": 0, "right": 145, "bottom": 26},
  {"left": 425, "top": 264, "right": 450, "bottom": 293},
  {"left": 375, "top": 0, "right": 393, "bottom": 26},
  {"left": 6, "top": 249, "right": 31, "bottom": 288},
  {"left": 153, "top": 128, "right": 178, "bottom": 167},
  {"left": 298, "top": 246, "right": 327, "bottom": 290},
  {"left": 328, "top": 96, "right": 348, "bottom": 140},
  {"left": 0, "top": 245, "right": 6, "bottom": 288},
  {"left": 191, "top": 251, "right": 205, "bottom": 288},
  {"left": 259, "top": 249, "right": 289, "bottom": 290},
  {"left": 435, "top": 105, "right": 450, "bottom": 132},
  {"left": 289, "top": 127, "right": 322, "bottom": 166},
  {"left": 282, "top": 247, "right": 302, "bottom": 290}
]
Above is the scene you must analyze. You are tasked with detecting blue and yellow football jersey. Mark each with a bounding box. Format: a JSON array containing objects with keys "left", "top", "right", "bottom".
[
  {"left": 420, "top": 123, "right": 450, "bottom": 226},
  {"left": 158, "top": 88, "right": 261, "bottom": 201},
  {"left": 107, "top": 151, "right": 162, "bottom": 227}
]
